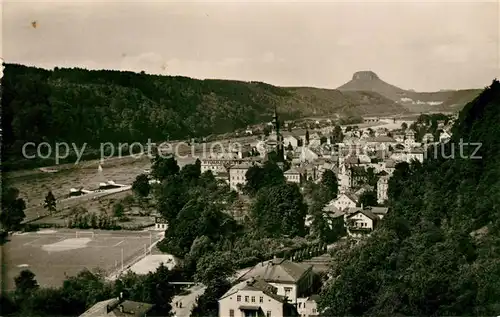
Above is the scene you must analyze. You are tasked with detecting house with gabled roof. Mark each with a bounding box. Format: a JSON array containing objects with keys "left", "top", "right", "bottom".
[
  {"left": 237, "top": 258, "right": 314, "bottom": 305},
  {"left": 284, "top": 167, "right": 303, "bottom": 184},
  {"left": 80, "top": 295, "right": 154, "bottom": 317},
  {"left": 327, "top": 192, "right": 358, "bottom": 211},
  {"left": 344, "top": 206, "right": 389, "bottom": 238},
  {"left": 218, "top": 278, "right": 299, "bottom": 317}
]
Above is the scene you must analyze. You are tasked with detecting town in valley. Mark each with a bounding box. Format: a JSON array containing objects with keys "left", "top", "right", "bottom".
[{"left": 1, "top": 1, "right": 499, "bottom": 317}]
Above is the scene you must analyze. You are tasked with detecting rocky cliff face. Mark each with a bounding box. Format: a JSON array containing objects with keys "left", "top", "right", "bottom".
[{"left": 352, "top": 71, "right": 380, "bottom": 81}]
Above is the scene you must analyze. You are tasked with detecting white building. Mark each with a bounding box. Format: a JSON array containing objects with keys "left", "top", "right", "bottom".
[
  {"left": 218, "top": 278, "right": 295, "bottom": 317},
  {"left": 229, "top": 162, "right": 257, "bottom": 192},
  {"left": 439, "top": 130, "right": 451, "bottom": 143},
  {"left": 237, "top": 258, "right": 315, "bottom": 305},
  {"left": 154, "top": 216, "right": 168, "bottom": 231},
  {"left": 284, "top": 167, "right": 302, "bottom": 184},
  {"left": 377, "top": 175, "right": 390, "bottom": 204},
  {"left": 343, "top": 206, "right": 389, "bottom": 238},
  {"left": 297, "top": 295, "right": 320, "bottom": 317},
  {"left": 283, "top": 135, "right": 301, "bottom": 149},
  {"left": 327, "top": 193, "right": 358, "bottom": 211}
]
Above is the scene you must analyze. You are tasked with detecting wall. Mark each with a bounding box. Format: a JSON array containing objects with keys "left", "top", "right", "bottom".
[{"left": 219, "top": 290, "right": 284, "bottom": 317}]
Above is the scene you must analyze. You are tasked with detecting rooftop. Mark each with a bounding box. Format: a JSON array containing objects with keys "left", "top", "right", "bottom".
[
  {"left": 80, "top": 299, "right": 154, "bottom": 317},
  {"left": 220, "top": 278, "right": 286, "bottom": 303},
  {"left": 240, "top": 258, "right": 312, "bottom": 284}
]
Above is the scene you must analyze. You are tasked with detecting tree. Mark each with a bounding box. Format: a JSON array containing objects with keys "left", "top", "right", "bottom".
[
  {"left": 244, "top": 161, "right": 285, "bottom": 196},
  {"left": 358, "top": 190, "right": 377, "bottom": 207},
  {"left": 14, "top": 269, "right": 39, "bottom": 296},
  {"left": 251, "top": 183, "right": 307, "bottom": 237},
  {"left": 194, "top": 251, "right": 235, "bottom": 285},
  {"left": 305, "top": 129, "right": 310, "bottom": 144},
  {"left": 43, "top": 191, "right": 57, "bottom": 215},
  {"left": 180, "top": 160, "right": 202, "bottom": 184},
  {"left": 401, "top": 122, "right": 408, "bottom": 131},
  {"left": 132, "top": 174, "right": 151, "bottom": 197},
  {"left": 0, "top": 187, "right": 26, "bottom": 231},
  {"left": 151, "top": 155, "right": 180, "bottom": 182},
  {"left": 113, "top": 203, "right": 125, "bottom": 218},
  {"left": 320, "top": 170, "right": 339, "bottom": 200}
]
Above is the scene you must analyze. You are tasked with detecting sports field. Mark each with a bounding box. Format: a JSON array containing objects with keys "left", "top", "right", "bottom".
[{"left": 2, "top": 229, "right": 164, "bottom": 290}]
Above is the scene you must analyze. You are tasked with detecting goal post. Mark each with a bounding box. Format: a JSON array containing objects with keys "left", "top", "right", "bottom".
[{"left": 75, "top": 231, "right": 95, "bottom": 239}]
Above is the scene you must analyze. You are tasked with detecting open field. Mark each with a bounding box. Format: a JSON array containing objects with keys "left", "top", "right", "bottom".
[
  {"left": 2, "top": 229, "right": 163, "bottom": 290},
  {"left": 4, "top": 156, "right": 196, "bottom": 221}
]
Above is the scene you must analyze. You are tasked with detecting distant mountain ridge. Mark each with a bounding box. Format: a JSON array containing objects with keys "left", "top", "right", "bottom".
[{"left": 337, "top": 70, "right": 482, "bottom": 112}]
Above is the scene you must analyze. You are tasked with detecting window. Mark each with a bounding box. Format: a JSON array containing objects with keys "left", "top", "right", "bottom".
[
  {"left": 266, "top": 311, "right": 271, "bottom": 317},
  {"left": 298, "top": 303, "right": 301, "bottom": 308},
  {"left": 284, "top": 287, "right": 292, "bottom": 296},
  {"left": 230, "top": 309, "right": 234, "bottom": 317},
  {"left": 259, "top": 296, "right": 263, "bottom": 303},
  {"left": 245, "top": 296, "right": 249, "bottom": 302},
  {"left": 237, "top": 295, "right": 241, "bottom": 302},
  {"left": 251, "top": 296, "right": 255, "bottom": 303}
]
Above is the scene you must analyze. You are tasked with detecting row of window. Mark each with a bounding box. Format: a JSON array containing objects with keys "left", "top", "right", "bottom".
[
  {"left": 229, "top": 310, "right": 271, "bottom": 317},
  {"left": 236, "top": 295, "right": 264, "bottom": 303}
]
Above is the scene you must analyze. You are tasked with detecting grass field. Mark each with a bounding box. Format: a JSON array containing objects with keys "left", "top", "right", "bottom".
[
  {"left": 2, "top": 229, "right": 164, "bottom": 290},
  {"left": 4, "top": 156, "right": 196, "bottom": 221}
]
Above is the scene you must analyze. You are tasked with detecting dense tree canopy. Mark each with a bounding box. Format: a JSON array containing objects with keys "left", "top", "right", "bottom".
[
  {"left": 319, "top": 80, "right": 500, "bottom": 316},
  {"left": 250, "top": 183, "right": 307, "bottom": 237}
]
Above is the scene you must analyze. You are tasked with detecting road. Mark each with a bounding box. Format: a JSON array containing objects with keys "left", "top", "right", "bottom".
[{"left": 171, "top": 284, "right": 207, "bottom": 317}]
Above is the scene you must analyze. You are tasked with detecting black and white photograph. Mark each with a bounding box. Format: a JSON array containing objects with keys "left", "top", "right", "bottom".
[{"left": 1, "top": 0, "right": 499, "bottom": 316}]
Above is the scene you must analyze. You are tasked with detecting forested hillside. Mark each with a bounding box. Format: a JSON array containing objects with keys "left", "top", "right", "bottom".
[
  {"left": 319, "top": 80, "right": 500, "bottom": 315},
  {"left": 1, "top": 64, "right": 406, "bottom": 163}
]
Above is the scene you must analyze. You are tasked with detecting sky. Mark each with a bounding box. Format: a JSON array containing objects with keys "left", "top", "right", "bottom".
[{"left": 2, "top": 0, "right": 499, "bottom": 91}]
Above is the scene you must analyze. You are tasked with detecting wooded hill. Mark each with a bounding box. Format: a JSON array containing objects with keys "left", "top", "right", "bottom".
[
  {"left": 1, "top": 64, "right": 406, "bottom": 164},
  {"left": 319, "top": 80, "right": 500, "bottom": 316}
]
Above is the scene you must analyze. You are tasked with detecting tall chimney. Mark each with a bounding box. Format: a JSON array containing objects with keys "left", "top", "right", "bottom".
[{"left": 361, "top": 203, "right": 364, "bottom": 209}]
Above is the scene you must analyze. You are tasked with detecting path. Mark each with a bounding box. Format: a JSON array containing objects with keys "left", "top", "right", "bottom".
[
  {"left": 106, "top": 231, "right": 165, "bottom": 281},
  {"left": 171, "top": 284, "right": 207, "bottom": 317}
]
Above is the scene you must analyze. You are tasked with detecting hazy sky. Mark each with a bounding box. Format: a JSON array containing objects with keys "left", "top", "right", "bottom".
[{"left": 2, "top": 0, "right": 499, "bottom": 91}]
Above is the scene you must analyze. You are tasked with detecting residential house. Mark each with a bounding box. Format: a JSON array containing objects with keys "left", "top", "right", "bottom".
[
  {"left": 344, "top": 208, "right": 379, "bottom": 238},
  {"left": 200, "top": 153, "right": 242, "bottom": 175},
  {"left": 218, "top": 278, "right": 298, "bottom": 317},
  {"left": 439, "top": 130, "right": 451, "bottom": 143},
  {"left": 80, "top": 295, "right": 154, "bottom": 317},
  {"left": 154, "top": 217, "right": 168, "bottom": 231},
  {"left": 299, "top": 147, "right": 320, "bottom": 163},
  {"left": 284, "top": 167, "right": 303, "bottom": 184},
  {"left": 392, "top": 132, "right": 405, "bottom": 143},
  {"left": 327, "top": 193, "right": 358, "bottom": 211},
  {"left": 297, "top": 295, "right": 320, "bottom": 317},
  {"left": 229, "top": 162, "right": 258, "bottom": 192},
  {"left": 377, "top": 175, "right": 390, "bottom": 204},
  {"left": 283, "top": 135, "right": 302, "bottom": 149},
  {"left": 306, "top": 205, "right": 343, "bottom": 229},
  {"left": 374, "top": 128, "right": 388, "bottom": 137},
  {"left": 344, "top": 206, "right": 389, "bottom": 235},
  {"left": 238, "top": 258, "right": 315, "bottom": 305},
  {"left": 383, "top": 160, "right": 396, "bottom": 175}
]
